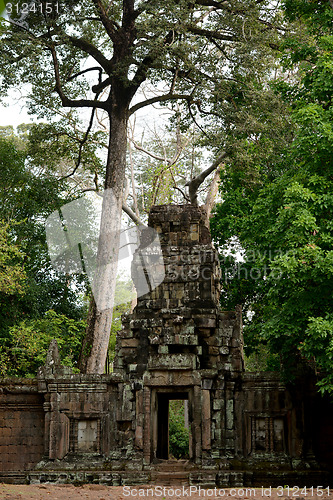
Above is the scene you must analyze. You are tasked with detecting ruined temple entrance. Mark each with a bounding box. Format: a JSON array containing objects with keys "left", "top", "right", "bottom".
[{"left": 155, "top": 391, "right": 192, "bottom": 460}]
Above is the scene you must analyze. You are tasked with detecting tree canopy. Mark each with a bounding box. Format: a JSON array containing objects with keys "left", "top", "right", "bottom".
[
  {"left": 211, "top": 0, "right": 333, "bottom": 393},
  {"left": 0, "top": 131, "right": 88, "bottom": 377}
]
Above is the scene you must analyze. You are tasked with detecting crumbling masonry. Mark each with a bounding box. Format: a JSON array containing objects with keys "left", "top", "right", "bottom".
[{"left": 0, "top": 205, "right": 333, "bottom": 486}]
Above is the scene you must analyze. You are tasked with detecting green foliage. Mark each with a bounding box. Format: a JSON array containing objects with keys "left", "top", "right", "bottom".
[
  {"left": 1, "top": 0, "right": 326, "bottom": 376},
  {"left": 169, "top": 400, "right": 189, "bottom": 459},
  {"left": 244, "top": 345, "right": 280, "bottom": 372},
  {"left": 211, "top": 1, "right": 333, "bottom": 392},
  {"left": 0, "top": 0, "right": 289, "bottom": 164},
  {"left": 300, "top": 314, "right": 333, "bottom": 394},
  {"left": 0, "top": 132, "right": 89, "bottom": 377},
  {"left": 0, "top": 220, "right": 26, "bottom": 295},
  {"left": 3, "top": 310, "right": 86, "bottom": 377},
  {"left": 25, "top": 121, "right": 106, "bottom": 187},
  {"left": 0, "top": 346, "right": 10, "bottom": 378},
  {"left": 0, "top": 124, "right": 31, "bottom": 150}
]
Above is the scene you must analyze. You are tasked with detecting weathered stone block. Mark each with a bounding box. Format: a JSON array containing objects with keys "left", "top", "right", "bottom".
[
  {"left": 220, "top": 346, "right": 229, "bottom": 355},
  {"left": 148, "top": 353, "right": 196, "bottom": 370},
  {"left": 121, "top": 339, "right": 139, "bottom": 348},
  {"left": 213, "top": 399, "right": 224, "bottom": 410},
  {"left": 226, "top": 400, "right": 234, "bottom": 430}
]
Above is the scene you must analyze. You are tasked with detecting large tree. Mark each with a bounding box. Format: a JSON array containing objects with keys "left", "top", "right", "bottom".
[{"left": 1, "top": 0, "right": 285, "bottom": 373}]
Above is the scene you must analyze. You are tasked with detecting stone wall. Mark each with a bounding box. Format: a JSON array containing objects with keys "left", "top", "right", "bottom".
[{"left": 0, "top": 379, "right": 44, "bottom": 482}]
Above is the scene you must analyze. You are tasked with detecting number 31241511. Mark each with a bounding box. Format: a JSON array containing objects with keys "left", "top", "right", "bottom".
[{"left": 6, "top": 3, "right": 59, "bottom": 15}]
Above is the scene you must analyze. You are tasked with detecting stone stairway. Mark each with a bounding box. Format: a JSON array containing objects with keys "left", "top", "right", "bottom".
[
  {"left": 148, "top": 460, "right": 215, "bottom": 486},
  {"left": 150, "top": 471, "right": 190, "bottom": 486}
]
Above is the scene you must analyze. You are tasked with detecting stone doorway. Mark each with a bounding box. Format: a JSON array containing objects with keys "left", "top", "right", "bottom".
[{"left": 156, "top": 392, "right": 191, "bottom": 460}]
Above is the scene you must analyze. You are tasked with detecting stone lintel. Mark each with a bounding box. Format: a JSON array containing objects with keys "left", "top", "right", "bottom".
[
  {"left": 147, "top": 353, "right": 196, "bottom": 371},
  {"left": 143, "top": 370, "right": 200, "bottom": 386}
]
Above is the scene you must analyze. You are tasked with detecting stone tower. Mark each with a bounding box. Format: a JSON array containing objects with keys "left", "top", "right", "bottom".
[{"left": 114, "top": 204, "right": 244, "bottom": 470}]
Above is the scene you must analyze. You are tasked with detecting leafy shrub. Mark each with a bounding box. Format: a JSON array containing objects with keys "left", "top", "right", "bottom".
[
  {"left": 169, "top": 400, "right": 189, "bottom": 459},
  {"left": 3, "top": 310, "right": 86, "bottom": 377}
]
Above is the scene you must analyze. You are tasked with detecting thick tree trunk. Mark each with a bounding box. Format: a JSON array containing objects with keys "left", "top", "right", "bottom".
[{"left": 79, "top": 108, "right": 128, "bottom": 374}]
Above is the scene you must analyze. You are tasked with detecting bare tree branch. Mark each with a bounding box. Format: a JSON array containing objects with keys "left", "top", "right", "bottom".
[
  {"left": 50, "top": 45, "right": 108, "bottom": 111},
  {"left": 128, "top": 141, "right": 140, "bottom": 219},
  {"left": 194, "top": 0, "right": 231, "bottom": 8},
  {"left": 66, "top": 66, "right": 102, "bottom": 83},
  {"left": 170, "top": 67, "right": 179, "bottom": 94},
  {"left": 187, "top": 25, "right": 236, "bottom": 41},
  {"left": 194, "top": 0, "right": 265, "bottom": 14},
  {"left": 60, "top": 104, "right": 97, "bottom": 180},
  {"left": 129, "top": 93, "right": 192, "bottom": 115},
  {"left": 49, "top": 38, "right": 104, "bottom": 181},
  {"left": 91, "top": 0, "right": 119, "bottom": 42},
  {"left": 124, "top": 176, "right": 131, "bottom": 202},
  {"left": 169, "top": 168, "right": 190, "bottom": 203},
  {"left": 92, "top": 76, "right": 112, "bottom": 94},
  {"left": 122, "top": 203, "right": 146, "bottom": 227},
  {"left": 186, "top": 151, "right": 228, "bottom": 205},
  {"left": 129, "top": 137, "right": 165, "bottom": 162},
  {"left": 81, "top": 187, "right": 100, "bottom": 194},
  {"left": 70, "top": 188, "right": 145, "bottom": 227},
  {"left": 67, "top": 35, "right": 113, "bottom": 74},
  {"left": 187, "top": 98, "right": 211, "bottom": 140}
]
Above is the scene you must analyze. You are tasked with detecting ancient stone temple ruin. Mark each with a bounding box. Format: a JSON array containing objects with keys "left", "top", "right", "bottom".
[{"left": 0, "top": 204, "right": 333, "bottom": 486}]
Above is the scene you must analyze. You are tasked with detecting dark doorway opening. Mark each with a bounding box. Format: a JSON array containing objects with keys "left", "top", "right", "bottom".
[{"left": 156, "top": 392, "right": 189, "bottom": 460}]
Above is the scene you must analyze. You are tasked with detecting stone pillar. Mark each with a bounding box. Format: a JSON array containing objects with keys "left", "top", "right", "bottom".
[
  {"left": 48, "top": 390, "right": 69, "bottom": 460},
  {"left": 143, "top": 387, "right": 151, "bottom": 465},
  {"left": 202, "top": 389, "right": 211, "bottom": 451}
]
